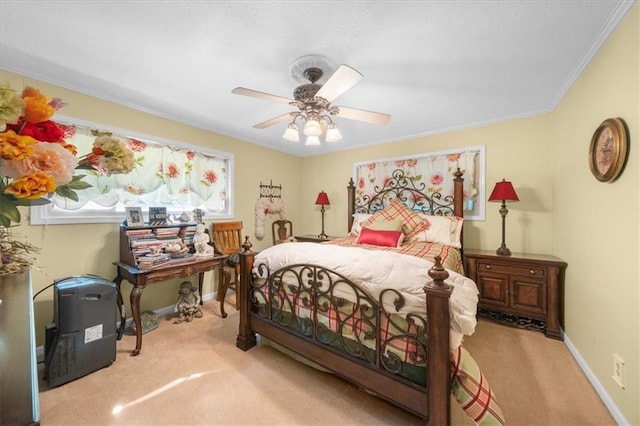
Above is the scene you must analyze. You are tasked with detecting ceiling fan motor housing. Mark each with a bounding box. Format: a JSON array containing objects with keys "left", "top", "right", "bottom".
[{"left": 293, "top": 83, "right": 322, "bottom": 102}]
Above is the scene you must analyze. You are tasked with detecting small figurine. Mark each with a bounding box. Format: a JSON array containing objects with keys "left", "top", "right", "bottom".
[
  {"left": 193, "top": 223, "right": 214, "bottom": 257},
  {"left": 173, "top": 281, "right": 203, "bottom": 324},
  {"left": 192, "top": 208, "right": 204, "bottom": 224}
]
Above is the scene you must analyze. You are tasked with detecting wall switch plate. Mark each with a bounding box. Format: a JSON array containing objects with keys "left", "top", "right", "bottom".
[{"left": 612, "top": 354, "right": 625, "bottom": 388}]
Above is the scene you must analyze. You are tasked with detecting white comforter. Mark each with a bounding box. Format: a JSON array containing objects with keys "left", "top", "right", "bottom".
[{"left": 254, "top": 242, "right": 479, "bottom": 349}]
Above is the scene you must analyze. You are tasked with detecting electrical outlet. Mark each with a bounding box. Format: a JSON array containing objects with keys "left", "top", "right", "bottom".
[{"left": 612, "top": 354, "right": 625, "bottom": 388}]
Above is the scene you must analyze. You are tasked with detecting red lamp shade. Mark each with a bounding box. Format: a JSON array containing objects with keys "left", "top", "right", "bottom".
[
  {"left": 315, "top": 191, "right": 330, "bottom": 206},
  {"left": 488, "top": 179, "right": 519, "bottom": 202}
]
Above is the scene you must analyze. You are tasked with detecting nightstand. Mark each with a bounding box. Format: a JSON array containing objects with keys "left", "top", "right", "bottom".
[
  {"left": 295, "top": 235, "right": 334, "bottom": 243},
  {"left": 465, "top": 249, "right": 567, "bottom": 340}
]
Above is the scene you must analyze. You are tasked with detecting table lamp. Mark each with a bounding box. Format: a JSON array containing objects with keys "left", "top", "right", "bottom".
[
  {"left": 315, "top": 191, "right": 330, "bottom": 240},
  {"left": 488, "top": 179, "right": 519, "bottom": 256}
]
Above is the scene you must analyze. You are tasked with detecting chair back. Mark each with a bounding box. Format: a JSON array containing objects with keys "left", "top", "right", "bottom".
[
  {"left": 211, "top": 221, "right": 243, "bottom": 255},
  {"left": 272, "top": 219, "right": 293, "bottom": 245}
]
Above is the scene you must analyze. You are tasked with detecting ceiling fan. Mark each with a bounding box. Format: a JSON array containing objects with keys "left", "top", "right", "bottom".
[{"left": 231, "top": 55, "right": 391, "bottom": 145}]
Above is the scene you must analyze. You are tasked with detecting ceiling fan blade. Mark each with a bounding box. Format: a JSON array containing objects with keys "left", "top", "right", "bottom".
[
  {"left": 253, "top": 112, "right": 294, "bottom": 129},
  {"left": 336, "top": 106, "right": 391, "bottom": 125},
  {"left": 232, "top": 87, "right": 294, "bottom": 104},
  {"left": 315, "top": 65, "right": 363, "bottom": 102}
]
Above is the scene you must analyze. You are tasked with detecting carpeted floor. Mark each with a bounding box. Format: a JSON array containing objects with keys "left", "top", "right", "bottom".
[{"left": 37, "top": 298, "right": 615, "bottom": 425}]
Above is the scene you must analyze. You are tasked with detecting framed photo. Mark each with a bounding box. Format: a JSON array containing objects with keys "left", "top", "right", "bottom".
[
  {"left": 148, "top": 207, "right": 167, "bottom": 225},
  {"left": 125, "top": 207, "right": 144, "bottom": 227}
]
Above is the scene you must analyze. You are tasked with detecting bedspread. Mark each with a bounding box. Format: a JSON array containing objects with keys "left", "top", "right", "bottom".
[
  {"left": 254, "top": 241, "right": 478, "bottom": 349},
  {"left": 328, "top": 235, "right": 464, "bottom": 274}
]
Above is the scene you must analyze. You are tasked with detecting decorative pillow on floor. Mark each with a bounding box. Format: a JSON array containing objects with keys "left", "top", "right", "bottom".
[{"left": 451, "top": 345, "right": 506, "bottom": 425}]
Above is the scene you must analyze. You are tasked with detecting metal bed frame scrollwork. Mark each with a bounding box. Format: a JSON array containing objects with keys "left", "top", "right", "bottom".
[{"left": 237, "top": 169, "right": 465, "bottom": 425}]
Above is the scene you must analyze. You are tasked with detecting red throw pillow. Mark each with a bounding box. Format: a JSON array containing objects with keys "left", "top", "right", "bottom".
[{"left": 356, "top": 227, "right": 404, "bottom": 247}]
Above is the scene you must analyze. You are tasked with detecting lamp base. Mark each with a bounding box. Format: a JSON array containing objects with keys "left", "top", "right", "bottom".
[{"left": 496, "top": 246, "right": 512, "bottom": 256}]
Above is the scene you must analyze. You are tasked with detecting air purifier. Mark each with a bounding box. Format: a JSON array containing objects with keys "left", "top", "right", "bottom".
[{"left": 44, "top": 275, "right": 117, "bottom": 387}]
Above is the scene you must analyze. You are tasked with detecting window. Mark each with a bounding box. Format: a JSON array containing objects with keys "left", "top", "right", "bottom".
[{"left": 30, "top": 115, "right": 233, "bottom": 225}]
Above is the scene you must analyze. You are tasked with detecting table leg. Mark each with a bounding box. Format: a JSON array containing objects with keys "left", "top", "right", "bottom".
[
  {"left": 197, "top": 272, "right": 204, "bottom": 306},
  {"left": 113, "top": 275, "right": 125, "bottom": 340},
  {"left": 130, "top": 285, "right": 144, "bottom": 356},
  {"left": 219, "top": 268, "right": 231, "bottom": 319}
]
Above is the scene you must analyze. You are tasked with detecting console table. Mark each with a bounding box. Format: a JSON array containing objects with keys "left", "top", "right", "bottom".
[{"left": 113, "top": 254, "right": 228, "bottom": 356}]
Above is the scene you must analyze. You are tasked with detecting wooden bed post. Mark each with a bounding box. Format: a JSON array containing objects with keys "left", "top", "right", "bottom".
[
  {"left": 453, "top": 168, "right": 464, "bottom": 218},
  {"left": 425, "top": 256, "right": 453, "bottom": 426},
  {"left": 347, "top": 177, "right": 355, "bottom": 233},
  {"left": 236, "top": 236, "right": 258, "bottom": 351}
]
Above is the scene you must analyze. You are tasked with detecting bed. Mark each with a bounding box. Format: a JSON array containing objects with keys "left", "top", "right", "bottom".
[{"left": 235, "top": 168, "right": 504, "bottom": 425}]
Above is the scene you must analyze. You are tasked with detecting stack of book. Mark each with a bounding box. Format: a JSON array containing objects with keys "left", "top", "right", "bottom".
[
  {"left": 127, "top": 229, "right": 165, "bottom": 264},
  {"left": 153, "top": 227, "right": 183, "bottom": 247},
  {"left": 182, "top": 224, "right": 198, "bottom": 247},
  {"left": 137, "top": 253, "right": 171, "bottom": 269}
]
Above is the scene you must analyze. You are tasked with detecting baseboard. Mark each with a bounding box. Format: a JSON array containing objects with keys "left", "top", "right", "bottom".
[
  {"left": 37, "top": 290, "right": 219, "bottom": 362},
  {"left": 564, "top": 333, "right": 629, "bottom": 425}
]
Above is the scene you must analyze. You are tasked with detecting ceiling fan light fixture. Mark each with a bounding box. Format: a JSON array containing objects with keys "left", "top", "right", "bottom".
[
  {"left": 325, "top": 123, "right": 342, "bottom": 143},
  {"left": 283, "top": 122, "right": 300, "bottom": 142},
  {"left": 305, "top": 135, "right": 321, "bottom": 146},
  {"left": 233, "top": 55, "right": 390, "bottom": 149},
  {"left": 303, "top": 113, "right": 322, "bottom": 136}
]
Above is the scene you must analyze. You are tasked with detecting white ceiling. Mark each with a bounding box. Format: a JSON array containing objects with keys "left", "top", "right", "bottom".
[{"left": 0, "top": 1, "right": 635, "bottom": 157}]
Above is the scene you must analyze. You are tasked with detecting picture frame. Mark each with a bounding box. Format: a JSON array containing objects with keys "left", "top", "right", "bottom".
[
  {"left": 148, "top": 207, "right": 167, "bottom": 226},
  {"left": 125, "top": 207, "right": 144, "bottom": 227},
  {"left": 588, "top": 117, "right": 629, "bottom": 183}
]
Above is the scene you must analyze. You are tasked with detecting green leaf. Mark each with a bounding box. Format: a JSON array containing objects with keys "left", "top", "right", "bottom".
[
  {"left": 75, "top": 164, "right": 97, "bottom": 171},
  {"left": 0, "top": 215, "right": 11, "bottom": 227},
  {"left": 29, "top": 197, "right": 52, "bottom": 206},
  {"left": 67, "top": 181, "right": 92, "bottom": 190},
  {"left": 55, "top": 186, "right": 79, "bottom": 201},
  {"left": 0, "top": 195, "right": 21, "bottom": 224},
  {"left": 64, "top": 175, "right": 92, "bottom": 191}
]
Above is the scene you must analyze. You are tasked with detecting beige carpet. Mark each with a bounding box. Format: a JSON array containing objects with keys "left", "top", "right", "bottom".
[{"left": 38, "top": 299, "right": 614, "bottom": 425}]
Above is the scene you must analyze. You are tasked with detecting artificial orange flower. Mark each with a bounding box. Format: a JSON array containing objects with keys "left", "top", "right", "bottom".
[
  {"left": 4, "top": 171, "right": 56, "bottom": 199},
  {"left": 61, "top": 142, "right": 78, "bottom": 156},
  {"left": 22, "top": 86, "right": 55, "bottom": 123},
  {"left": 0, "top": 130, "right": 37, "bottom": 160}
]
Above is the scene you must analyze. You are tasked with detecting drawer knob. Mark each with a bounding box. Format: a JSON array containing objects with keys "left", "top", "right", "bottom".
[
  {"left": 529, "top": 270, "right": 535, "bottom": 275},
  {"left": 485, "top": 265, "right": 491, "bottom": 269}
]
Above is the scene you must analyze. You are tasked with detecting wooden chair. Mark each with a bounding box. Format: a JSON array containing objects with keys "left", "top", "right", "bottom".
[
  {"left": 272, "top": 219, "right": 293, "bottom": 245},
  {"left": 210, "top": 221, "right": 243, "bottom": 318}
]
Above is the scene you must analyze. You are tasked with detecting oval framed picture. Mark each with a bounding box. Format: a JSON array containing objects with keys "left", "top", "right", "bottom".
[{"left": 588, "top": 117, "right": 629, "bottom": 183}]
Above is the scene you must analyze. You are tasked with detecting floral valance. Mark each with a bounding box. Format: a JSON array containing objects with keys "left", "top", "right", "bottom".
[
  {"left": 49, "top": 121, "right": 229, "bottom": 214},
  {"left": 353, "top": 147, "right": 485, "bottom": 219}
]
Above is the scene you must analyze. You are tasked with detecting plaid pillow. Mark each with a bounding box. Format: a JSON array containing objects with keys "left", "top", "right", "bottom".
[{"left": 362, "top": 198, "right": 428, "bottom": 241}]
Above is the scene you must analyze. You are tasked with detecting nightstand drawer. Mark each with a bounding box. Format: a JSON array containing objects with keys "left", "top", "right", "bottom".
[{"left": 478, "top": 261, "right": 546, "bottom": 279}]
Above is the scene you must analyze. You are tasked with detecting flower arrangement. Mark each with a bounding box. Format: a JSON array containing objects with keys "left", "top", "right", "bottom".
[{"left": 0, "top": 81, "right": 135, "bottom": 275}]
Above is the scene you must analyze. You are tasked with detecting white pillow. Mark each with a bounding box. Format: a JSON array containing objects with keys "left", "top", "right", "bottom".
[
  {"left": 349, "top": 213, "right": 373, "bottom": 236},
  {"left": 415, "top": 214, "right": 463, "bottom": 248}
]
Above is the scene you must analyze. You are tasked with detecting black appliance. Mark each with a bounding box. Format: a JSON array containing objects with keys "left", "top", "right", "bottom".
[{"left": 44, "top": 275, "right": 118, "bottom": 387}]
